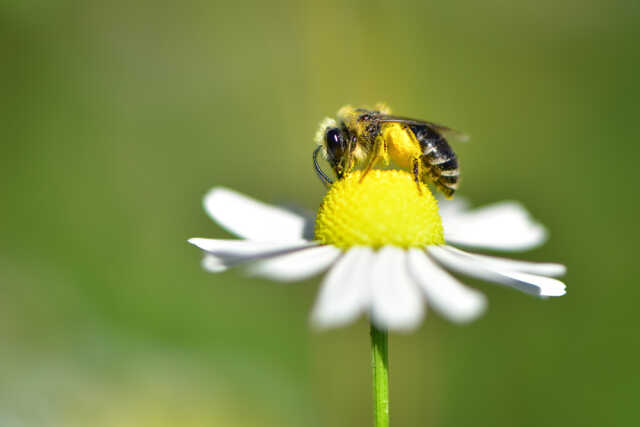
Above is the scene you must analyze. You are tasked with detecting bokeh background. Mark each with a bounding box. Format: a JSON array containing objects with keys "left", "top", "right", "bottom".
[{"left": 2, "top": 1, "right": 639, "bottom": 426}]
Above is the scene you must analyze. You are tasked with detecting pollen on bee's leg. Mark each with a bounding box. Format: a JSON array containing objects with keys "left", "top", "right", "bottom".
[
  {"left": 315, "top": 170, "right": 444, "bottom": 250},
  {"left": 438, "top": 180, "right": 457, "bottom": 199}
]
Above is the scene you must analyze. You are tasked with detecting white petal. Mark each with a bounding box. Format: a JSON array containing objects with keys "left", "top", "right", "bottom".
[
  {"left": 427, "top": 246, "right": 566, "bottom": 297},
  {"left": 188, "top": 238, "right": 315, "bottom": 267},
  {"left": 204, "top": 187, "right": 308, "bottom": 241},
  {"left": 201, "top": 255, "right": 228, "bottom": 272},
  {"left": 499, "top": 271, "right": 566, "bottom": 297},
  {"left": 312, "top": 247, "right": 374, "bottom": 329},
  {"left": 248, "top": 245, "right": 341, "bottom": 282},
  {"left": 370, "top": 246, "right": 424, "bottom": 331},
  {"left": 407, "top": 248, "right": 487, "bottom": 323},
  {"left": 442, "top": 201, "right": 547, "bottom": 251},
  {"left": 437, "top": 196, "right": 470, "bottom": 219},
  {"left": 443, "top": 245, "right": 566, "bottom": 277}
]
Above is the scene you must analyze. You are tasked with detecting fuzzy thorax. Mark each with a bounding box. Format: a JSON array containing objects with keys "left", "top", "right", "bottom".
[{"left": 314, "top": 170, "right": 444, "bottom": 249}]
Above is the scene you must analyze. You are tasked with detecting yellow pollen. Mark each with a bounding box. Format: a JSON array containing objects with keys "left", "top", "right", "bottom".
[{"left": 314, "top": 170, "right": 444, "bottom": 249}]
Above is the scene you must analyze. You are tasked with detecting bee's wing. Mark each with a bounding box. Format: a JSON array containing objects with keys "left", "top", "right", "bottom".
[{"left": 377, "top": 115, "right": 469, "bottom": 142}]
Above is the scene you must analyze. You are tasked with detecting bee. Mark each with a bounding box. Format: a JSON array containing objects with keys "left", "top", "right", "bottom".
[{"left": 313, "top": 103, "right": 467, "bottom": 198}]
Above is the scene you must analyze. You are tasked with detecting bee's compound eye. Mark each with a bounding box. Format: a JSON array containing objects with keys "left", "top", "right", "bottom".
[{"left": 325, "top": 128, "right": 345, "bottom": 156}]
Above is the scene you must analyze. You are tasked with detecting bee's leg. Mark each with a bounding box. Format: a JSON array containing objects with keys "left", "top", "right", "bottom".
[
  {"left": 359, "top": 136, "right": 385, "bottom": 183},
  {"left": 412, "top": 157, "right": 423, "bottom": 195},
  {"left": 359, "top": 153, "right": 378, "bottom": 183}
]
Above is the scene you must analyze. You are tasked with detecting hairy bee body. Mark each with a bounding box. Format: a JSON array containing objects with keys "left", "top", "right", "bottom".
[{"left": 314, "top": 104, "right": 464, "bottom": 198}]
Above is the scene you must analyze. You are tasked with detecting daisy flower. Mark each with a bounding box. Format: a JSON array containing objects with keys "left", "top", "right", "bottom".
[{"left": 188, "top": 169, "right": 566, "bottom": 331}]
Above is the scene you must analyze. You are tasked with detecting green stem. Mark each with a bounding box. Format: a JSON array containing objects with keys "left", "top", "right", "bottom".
[{"left": 370, "top": 323, "right": 389, "bottom": 427}]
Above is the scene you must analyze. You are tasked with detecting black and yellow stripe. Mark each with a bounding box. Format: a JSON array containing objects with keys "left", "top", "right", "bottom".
[{"left": 409, "top": 124, "right": 459, "bottom": 198}]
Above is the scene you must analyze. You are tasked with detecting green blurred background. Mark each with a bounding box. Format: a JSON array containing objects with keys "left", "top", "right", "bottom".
[{"left": 1, "top": 1, "right": 638, "bottom": 426}]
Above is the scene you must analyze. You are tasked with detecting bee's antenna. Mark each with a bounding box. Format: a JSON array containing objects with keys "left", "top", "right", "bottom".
[{"left": 313, "top": 146, "right": 333, "bottom": 187}]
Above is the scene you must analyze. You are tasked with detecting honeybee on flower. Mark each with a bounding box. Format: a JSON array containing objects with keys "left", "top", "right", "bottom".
[{"left": 313, "top": 104, "right": 467, "bottom": 198}]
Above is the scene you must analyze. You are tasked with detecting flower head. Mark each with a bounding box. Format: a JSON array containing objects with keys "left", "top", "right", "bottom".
[
  {"left": 189, "top": 170, "right": 566, "bottom": 331},
  {"left": 315, "top": 170, "right": 444, "bottom": 249}
]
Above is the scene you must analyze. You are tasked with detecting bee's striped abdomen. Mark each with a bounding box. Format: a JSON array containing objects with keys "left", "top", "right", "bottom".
[{"left": 409, "top": 125, "right": 459, "bottom": 197}]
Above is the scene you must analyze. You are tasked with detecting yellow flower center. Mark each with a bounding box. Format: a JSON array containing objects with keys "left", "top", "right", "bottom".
[{"left": 314, "top": 170, "right": 444, "bottom": 249}]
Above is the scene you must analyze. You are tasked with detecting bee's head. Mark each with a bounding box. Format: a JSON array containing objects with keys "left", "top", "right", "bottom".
[
  {"left": 315, "top": 117, "right": 353, "bottom": 181},
  {"left": 324, "top": 127, "right": 350, "bottom": 178}
]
